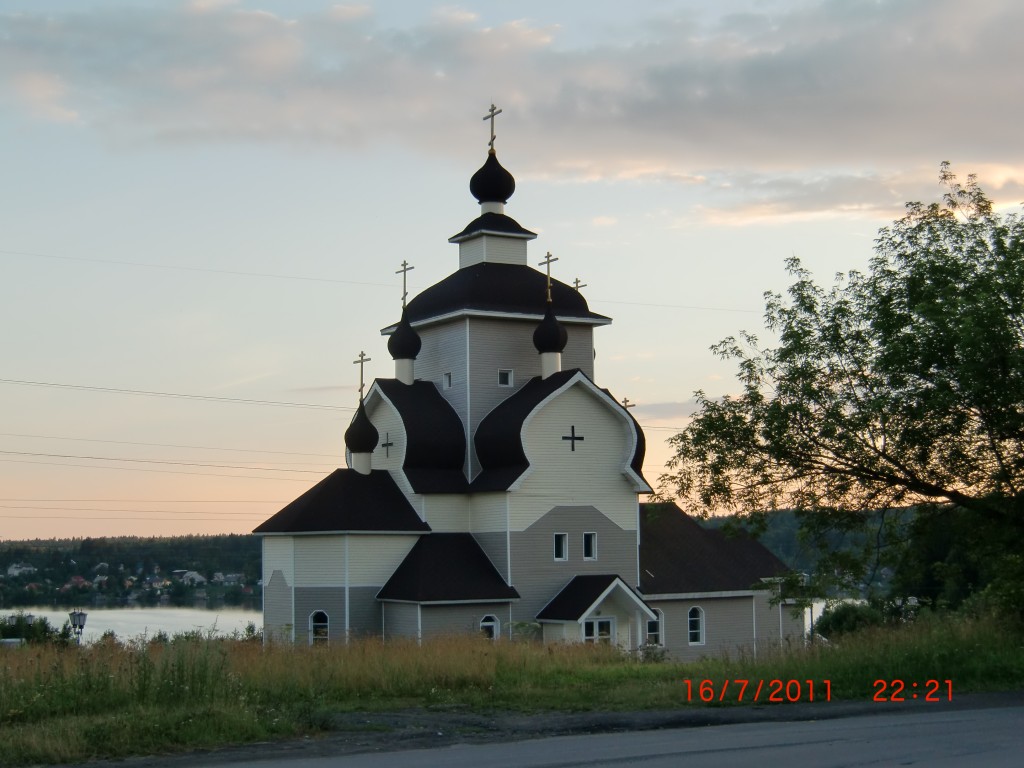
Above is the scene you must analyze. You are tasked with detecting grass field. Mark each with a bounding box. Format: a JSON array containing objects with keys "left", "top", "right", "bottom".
[{"left": 1, "top": 613, "right": 1021, "bottom": 766}]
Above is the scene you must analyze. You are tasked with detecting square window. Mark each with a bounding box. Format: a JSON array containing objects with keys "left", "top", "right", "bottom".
[
  {"left": 443, "top": 372, "right": 452, "bottom": 389},
  {"left": 553, "top": 532, "right": 568, "bottom": 561},
  {"left": 498, "top": 369, "right": 513, "bottom": 387},
  {"left": 583, "top": 532, "right": 597, "bottom": 560}
]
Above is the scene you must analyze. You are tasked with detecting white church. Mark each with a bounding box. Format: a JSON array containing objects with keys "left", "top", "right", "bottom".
[{"left": 255, "top": 111, "right": 804, "bottom": 660}]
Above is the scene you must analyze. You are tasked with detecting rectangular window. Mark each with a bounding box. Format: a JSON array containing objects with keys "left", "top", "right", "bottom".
[
  {"left": 583, "top": 618, "right": 613, "bottom": 644},
  {"left": 553, "top": 532, "right": 568, "bottom": 561},
  {"left": 583, "top": 532, "right": 597, "bottom": 560},
  {"left": 646, "top": 609, "right": 664, "bottom": 647},
  {"left": 498, "top": 369, "right": 513, "bottom": 387},
  {"left": 443, "top": 372, "right": 452, "bottom": 389}
]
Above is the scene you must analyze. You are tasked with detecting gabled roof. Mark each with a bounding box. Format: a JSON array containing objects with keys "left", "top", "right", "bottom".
[
  {"left": 377, "top": 533, "right": 520, "bottom": 603},
  {"left": 253, "top": 469, "right": 430, "bottom": 535},
  {"left": 639, "top": 503, "right": 790, "bottom": 594},
  {"left": 392, "top": 263, "right": 610, "bottom": 329},
  {"left": 472, "top": 369, "right": 650, "bottom": 492},
  {"left": 536, "top": 574, "right": 655, "bottom": 622},
  {"left": 372, "top": 379, "right": 468, "bottom": 493}
]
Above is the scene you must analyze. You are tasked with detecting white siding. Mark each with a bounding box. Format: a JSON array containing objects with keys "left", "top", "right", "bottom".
[
  {"left": 458, "top": 235, "right": 529, "bottom": 268},
  {"left": 470, "top": 492, "right": 508, "bottom": 533},
  {"left": 347, "top": 535, "right": 419, "bottom": 586},
  {"left": 366, "top": 394, "right": 406, "bottom": 473},
  {"left": 294, "top": 536, "right": 344, "bottom": 586},
  {"left": 262, "top": 536, "right": 295, "bottom": 585},
  {"left": 423, "top": 494, "right": 470, "bottom": 531},
  {"left": 512, "top": 385, "right": 640, "bottom": 531}
]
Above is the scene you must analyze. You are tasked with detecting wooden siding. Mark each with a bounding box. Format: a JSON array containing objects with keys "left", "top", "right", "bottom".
[
  {"left": 263, "top": 569, "right": 292, "bottom": 642},
  {"left": 470, "top": 492, "right": 508, "bottom": 533},
  {"left": 423, "top": 494, "right": 470, "bottom": 531},
  {"left": 561, "top": 326, "right": 594, "bottom": 378},
  {"left": 512, "top": 385, "right": 641, "bottom": 531},
  {"left": 510, "top": 505, "right": 638, "bottom": 622},
  {"left": 294, "top": 588, "right": 347, "bottom": 645},
  {"left": 382, "top": 602, "right": 420, "bottom": 640},
  {"left": 262, "top": 536, "right": 294, "bottom": 586},
  {"left": 294, "top": 536, "right": 345, "bottom": 587},
  {"left": 458, "top": 235, "right": 528, "bottom": 268},
  {"left": 347, "top": 535, "right": 419, "bottom": 586}
]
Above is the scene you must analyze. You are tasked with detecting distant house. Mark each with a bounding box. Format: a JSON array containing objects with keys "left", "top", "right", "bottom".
[
  {"left": 6, "top": 563, "right": 37, "bottom": 578},
  {"left": 179, "top": 571, "right": 207, "bottom": 586},
  {"left": 254, "top": 132, "right": 805, "bottom": 658}
]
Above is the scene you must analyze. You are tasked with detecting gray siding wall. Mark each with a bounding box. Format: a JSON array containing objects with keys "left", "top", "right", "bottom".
[
  {"left": 421, "top": 603, "right": 510, "bottom": 638},
  {"left": 349, "top": 586, "right": 383, "bottom": 638},
  {"left": 263, "top": 569, "right": 292, "bottom": 642},
  {"left": 473, "top": 531, "right": 509, "bottom": 583},
  {"left": 294, "top": 587, "right": 347, "bottom": 645},
  {"left": 382, "top": 602, "right": 420, "bottom": 640},
  {"left": 510, "top": 505, "right": 638, "bottom": 622}
]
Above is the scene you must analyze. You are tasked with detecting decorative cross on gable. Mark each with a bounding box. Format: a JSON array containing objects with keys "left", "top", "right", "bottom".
[
  {"left": 621, "top": 397, "right": 636, "bottom": 409},
  {"left": 396, "top": 260, "right": 414, "bottom": 309},
  {"left": 539, "top": 251, "right": 559, "bottom": 302},
  {"left": 482, "top": 103, "right": 503, "bottom": 150},
  {"left": 562, "top": 425, "right": 585, "bottom": 451},
  {"left": 573, "top": 277, "right": 587, "bottom": 291},
  {"left": 381, "top": 432, "right": 395, "bottom": 457},
  {"left": 352, "top": 351, "right": 371, "bottom": 400}
]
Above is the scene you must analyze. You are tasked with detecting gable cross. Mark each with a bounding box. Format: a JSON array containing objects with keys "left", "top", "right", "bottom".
[
  {"left": 573, "top": 277, "right": 588, "bottom": 292},
  {"left": 539, "top": 251, "right": 559, "bottom": 302},
  {"left": 562, "top": 425, "right": 585, "bottom": 452},
  {"left": 482, "top": 103, "right": 502, "bottom": 150},
  {"left": 396, "top": 260, "right": 414, "bottom": 309},
  {"left": 621, "top": 397, "right": 636, "bottom": 410},
  {"left": 352, "top": 351, "right": 371, "bottom": 400},
  {"left": 381, "top": 432, "right": 395, "bottom": 457}
]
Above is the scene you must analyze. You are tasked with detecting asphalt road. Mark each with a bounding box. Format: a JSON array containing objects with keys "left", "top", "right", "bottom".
[{"left": 175, "top": 697, "right": 1022, "bottom": 768}]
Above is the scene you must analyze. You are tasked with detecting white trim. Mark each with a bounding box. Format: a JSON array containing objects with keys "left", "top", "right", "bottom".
[
  {"left": 687, "top": 606, "right": 706, "bottom": 646},
  {"left": 645, "top": 608, "right": 665, "bottom": 647},
  {"left": 377, "top": 598, "right": 518, "bottom": 606},
  {"left": 416, "top": 604, "right": 422, "bottom": 644},
  {"left": 553, "top": 532, "right": 568, "bottom": 561},
  {"left": 381, "top": 309, "right": 612, "bottom": 335},
  {"left": 308, "top": 610, "right": 329, "bottom": 646},
  {"left": 465, "top": 317, "right": 472, "bottom": 480},
  {"left": 583, "top": 531, "right": 597, "bottom": 561},
  {"left": 505, "top": 493, "right": 512, "bottom": 584},
  {"left": 479, "top": 614, "right": 500, "bottom": 640},
  {"left": 582, "top": 617, "right": 616, "bottom": 644},
  {"left": 344, "top": 535, "right": 350, "bottom": 641},
  {"left": 448, "top": 227, "right": 537, "bottom": 244},
  {"left": 498, "top": 368, "right": 514, "bottom": 387},
  {"left": 258, "top": 530, "right": 427, "bottom": 537}
]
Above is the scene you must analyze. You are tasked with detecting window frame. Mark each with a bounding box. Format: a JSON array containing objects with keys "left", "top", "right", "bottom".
[
  {"left": 553, "top": 532, "right": 568, "bottom": 561},
  {"left": 497, "top": 368, "right": 514, "bottom": 387},
  {"left": 583, "top": 617, "right": 615, "bottom": 644},
  {"left": 309, "top": 610, "right": 329, "bottom": 646},
  {"left": 687, "top": 606, "right": 705, "bottom": 646},
  {"left": 583, "top": 531, "right": 597, "bottom": 560},
  {"left": 479, "top": 614, "right": 500, "bottom": 640},
  {"left": 646, "top": 608, "right": 665, "bottom": 647}
]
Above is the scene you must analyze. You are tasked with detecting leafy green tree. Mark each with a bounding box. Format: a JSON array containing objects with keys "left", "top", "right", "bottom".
[{"left": 663, "top": 166, "right": 1024, "bottom": 598}]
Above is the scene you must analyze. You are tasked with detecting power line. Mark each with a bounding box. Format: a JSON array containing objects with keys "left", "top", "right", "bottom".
[
  {"left": 0, "top": 457, "right": 323, "bottom": 481},
  {"left": 0, "top": 378, "right": 352, "bottom": 411},
  {"left": 0, "top": 450, "right": 329, "bottom": 474},
  {"left": 0, "top": 432, "right": 338, "bottom": 459},
  {"left": 0, "top": 505, "right": 272, "bottom": 515}
]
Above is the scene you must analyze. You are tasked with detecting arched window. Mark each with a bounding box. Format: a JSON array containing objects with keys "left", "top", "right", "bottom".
[
  {"left": 309, "top": 610, "right": 329, "bottom": 645},
  {"left": 688, "top": 606, "right": 705, "bottom": 646},
  {"left": 480, "top": 614, "right": 500, "bottom": 640},
  {"left": 646, "top": 609, "right": 665, "bottom": 647}
]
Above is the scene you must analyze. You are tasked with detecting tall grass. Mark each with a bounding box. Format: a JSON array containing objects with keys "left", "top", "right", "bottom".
[{"left": 0, "top": 615, "right": 1020, "bottom": 766}]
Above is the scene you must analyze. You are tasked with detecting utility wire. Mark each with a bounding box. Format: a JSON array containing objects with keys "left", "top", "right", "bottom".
[
  {"left": 0, "top": 450, "right": 328, "bottom": 473},
  {"left": 0, "top": 457, "right": 323, "bottom": 481},
  {"left": 0, "top": 432, "right": 338, "bottom": 459}
]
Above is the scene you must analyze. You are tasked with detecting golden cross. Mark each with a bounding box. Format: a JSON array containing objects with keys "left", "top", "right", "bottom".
[
  {"left": 482, "top": 103, "right": 503, "bottom": 150},
  {"left": 396, "top": 260, "right": 415, "bottom": 309},
  {"left": 353, "top": 351, "right": 371, "bottom": 400},
  {"left": 539, "top": 251, "right": 558, "bottom": 302},
  {"left": 573, "top": 277, "right": 588, "bottom": 291}
]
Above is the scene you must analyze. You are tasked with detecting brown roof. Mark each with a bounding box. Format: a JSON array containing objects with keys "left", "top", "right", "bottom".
[{"left": 639, "top": 503, "right": 789, "bottom": 594}]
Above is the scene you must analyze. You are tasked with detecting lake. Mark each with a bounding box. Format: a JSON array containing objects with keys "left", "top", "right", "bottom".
[{"left": 7, "top": 606, "right": 263, "bottom": 643}]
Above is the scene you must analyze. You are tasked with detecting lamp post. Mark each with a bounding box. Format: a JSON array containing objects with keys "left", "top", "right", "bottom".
[{"left": 69, "top": 609, "right": 87, "bottom": 645}]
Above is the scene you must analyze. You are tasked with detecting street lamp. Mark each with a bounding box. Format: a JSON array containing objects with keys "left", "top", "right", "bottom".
[{"left": 68, "top": 609, "right": 87, "bottom": 645}]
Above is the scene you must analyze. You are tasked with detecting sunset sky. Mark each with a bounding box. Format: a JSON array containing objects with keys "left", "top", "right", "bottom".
[{"left": 2, "top": 0, "right": 1022, "bottom": 540}]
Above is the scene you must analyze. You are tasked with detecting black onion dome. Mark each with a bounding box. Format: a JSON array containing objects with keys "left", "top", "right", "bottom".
[
  {"left": 387, "top": 309, "right": 422, "bottom": 360},
  {"left": 469, "top": 150, "right": 515, "bottom": 204},
  {"left": 533, "top": 302, "right": 568, "bottom": 353},
  {"left": 344, "top": 401, "right": 378, "bottom": 453}
]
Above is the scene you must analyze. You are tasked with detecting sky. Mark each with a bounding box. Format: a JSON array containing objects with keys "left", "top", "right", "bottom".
[{"left": 2, "top": 0, "right": 1023, "bottom": 541}]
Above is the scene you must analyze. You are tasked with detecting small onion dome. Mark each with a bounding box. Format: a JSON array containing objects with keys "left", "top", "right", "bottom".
[
  {"left": 533, "top": 303, "right": 568, "bottom": 353},
  {"left": 469, "top": 149, "right": 516, "bottom": 204},
  {"left": 387, "top": 309, "right": 422, "bottom": 360},
  {"left": 344, "top": 401, "right": 378, "bottom": 454}
]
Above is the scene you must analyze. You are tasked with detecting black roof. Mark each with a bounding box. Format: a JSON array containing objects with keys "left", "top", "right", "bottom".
[
  {"left": 373, "top": 379, "right": 468, "bottom": 493},
  {"left": 536, "top": 574, "right": 640, "bottom": 621},
  {"left": 377, "top": 533, "right": 520, "bottom": 603},
  {"left": 397, "top": 263, "right": 610, "bottom": 328},
  {"left": 639, "top": 503, "right": 790, "bottom": 594},
  {"left": 472, "top": 370, "right": 648, "bottom": 491},
  {"left": 253, "top": 469, "right": 430, "bottom": 534},
  {"left": 448, "top": 212, "right": 536, "bottom": 243}
]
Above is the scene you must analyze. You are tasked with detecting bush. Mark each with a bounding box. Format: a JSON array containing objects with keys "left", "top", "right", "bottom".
[{"left": 813, "top": 602, "right": 885, "bottom": 639}]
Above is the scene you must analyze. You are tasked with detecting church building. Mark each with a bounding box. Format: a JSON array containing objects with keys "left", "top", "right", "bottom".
[{"left": 254, "top": 109, "right": 804, "bottom": 659}]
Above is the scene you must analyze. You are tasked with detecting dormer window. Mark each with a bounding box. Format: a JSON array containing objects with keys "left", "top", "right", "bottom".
[{"left": 498, "top": 369, "right": 513, "bottom": 387}]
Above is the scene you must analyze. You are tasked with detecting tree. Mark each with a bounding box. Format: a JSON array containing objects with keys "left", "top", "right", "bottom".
[{"left": 663, "top": 166, "right": 1024, "bottom": 597}]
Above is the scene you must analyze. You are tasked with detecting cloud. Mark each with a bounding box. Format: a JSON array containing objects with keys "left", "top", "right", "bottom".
[
  {"left": 2, "top": 0, "right": 1022, "bottom": 214},
  {"left": 591, "top": 216, "right": 617, "bottom": 227}
]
